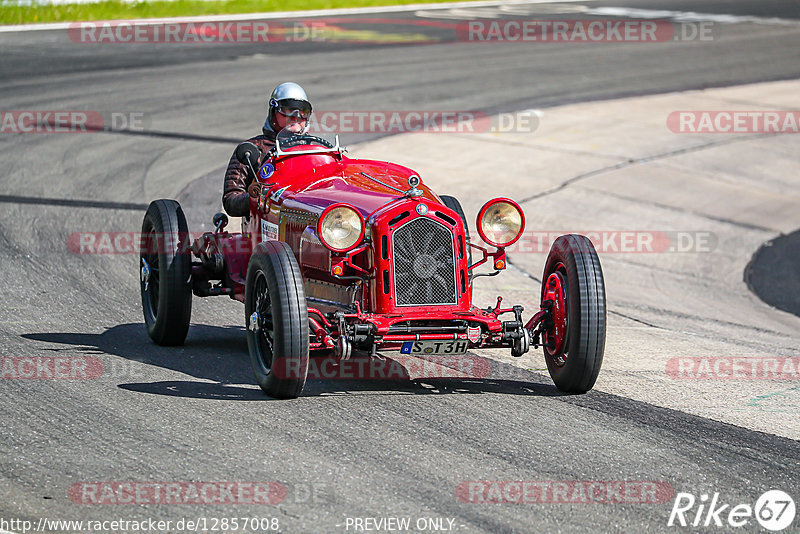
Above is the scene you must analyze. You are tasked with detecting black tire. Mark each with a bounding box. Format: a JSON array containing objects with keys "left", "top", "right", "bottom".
[
  {"left": 245, "top": 241, "right": 309, "bottom": 399},
  {"left": 440, "top": 195, "right": 472, "bottom": 267},
  {"left": 541, "top": 234, "right": 606, "bottom": 393},
  {"left": 140, "top": 199, "right": 192, "bottom": 346}
]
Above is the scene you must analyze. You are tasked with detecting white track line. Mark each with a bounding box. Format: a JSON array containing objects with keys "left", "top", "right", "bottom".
[{"left": 0, "top": 0, "right": 592, "bottom": 33}]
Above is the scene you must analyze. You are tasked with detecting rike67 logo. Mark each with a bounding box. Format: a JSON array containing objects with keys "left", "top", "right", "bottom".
[{"left": 668, "top": 490, "right": 795, "bottom": 531}]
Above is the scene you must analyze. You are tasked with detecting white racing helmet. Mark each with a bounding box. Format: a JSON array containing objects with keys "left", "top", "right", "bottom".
[{"left": 263, "top": 82, "right": 312, "bottom": 135}]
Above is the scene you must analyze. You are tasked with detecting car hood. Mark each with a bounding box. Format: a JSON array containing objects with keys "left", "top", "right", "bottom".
[{"left": 281, "top": 158, "right": 440, "bottom": 218}]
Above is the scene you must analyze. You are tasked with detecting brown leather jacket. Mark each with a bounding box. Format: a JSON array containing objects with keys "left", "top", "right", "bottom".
[{"left": 222, "top": 133, "right": 276, "bottom": 217}]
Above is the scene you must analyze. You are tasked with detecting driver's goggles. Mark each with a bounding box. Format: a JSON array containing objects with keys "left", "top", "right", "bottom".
[{"left": 273, "top": 99, "right": 312, "bottom": 119}]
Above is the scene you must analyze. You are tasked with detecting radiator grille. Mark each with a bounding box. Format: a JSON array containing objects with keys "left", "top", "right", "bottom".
[{"left": 392, "top": 217, "right": 457, "bottom": 306}]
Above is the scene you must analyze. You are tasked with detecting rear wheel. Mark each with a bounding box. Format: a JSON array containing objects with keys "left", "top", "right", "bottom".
[
  {"left": 440, "top": 195, "right": 472, "bottom": 267},
  {"left": 140, "top": 199, "right": 192, "bottom": 346},
  {"left": 541, "top": 234, "right": 606, "bottom": 393},
  {"left": 245, "top": 241, "right": 309, "bottom": 399}
]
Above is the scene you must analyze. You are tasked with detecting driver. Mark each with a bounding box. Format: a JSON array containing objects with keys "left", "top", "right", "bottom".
[{"left": 222, "top": 82, "right": 313, "bottom": 217}]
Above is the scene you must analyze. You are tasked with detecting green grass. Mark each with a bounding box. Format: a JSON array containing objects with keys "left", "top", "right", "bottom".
[{"left": 0, "top": 0, "right": 474, "bottom": 25}]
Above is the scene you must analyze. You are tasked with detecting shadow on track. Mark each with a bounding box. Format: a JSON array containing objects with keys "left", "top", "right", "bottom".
[
  {"left": 20, "top": 327, "right": 800, "bottom": 458},
  {"left": 21, "top": 323, "right": 563, "bottom": 400},
  {"left": 745, "top": 228, "right": 800, "bottom": 318}
]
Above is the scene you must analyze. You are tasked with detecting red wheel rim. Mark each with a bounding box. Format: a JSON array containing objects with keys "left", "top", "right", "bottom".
[{"left": 542, "top": 266, "right": 568, "bottom": 365}]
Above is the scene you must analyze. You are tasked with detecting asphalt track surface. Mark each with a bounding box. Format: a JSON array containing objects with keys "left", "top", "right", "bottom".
[{"left": 1, "top": 0, "right": 800, "bottom": 532}]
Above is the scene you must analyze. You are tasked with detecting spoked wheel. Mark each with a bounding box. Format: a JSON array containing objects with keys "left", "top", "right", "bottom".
[
  {"left": 251, "top": 272, "right": 274, "bottom": 369},
  {"left": 141, "top": 236, "right": 159, "bottom": 323},
  {"left": 140, "top": 199, "right": 192, "bottom": 346},
  {"left": 245, "top": 241, "right": 309, "bottom": 399},
  {"left": 541, "top": 234, "right": 606, "bottom": 393}
]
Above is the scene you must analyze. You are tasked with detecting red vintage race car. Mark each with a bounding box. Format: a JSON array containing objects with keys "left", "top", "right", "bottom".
[{"left": 139, "top": 130, "right": 606, "bottom": 399}]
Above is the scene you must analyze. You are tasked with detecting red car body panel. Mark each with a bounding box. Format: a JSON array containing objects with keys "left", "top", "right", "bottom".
[{"left": 195, "top": 138, "right": 524, "bottom": 353}]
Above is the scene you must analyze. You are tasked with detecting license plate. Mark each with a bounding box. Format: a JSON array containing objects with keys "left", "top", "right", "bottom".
[{"left": 400, "top": 340, "right": 469, "bottom": 355}]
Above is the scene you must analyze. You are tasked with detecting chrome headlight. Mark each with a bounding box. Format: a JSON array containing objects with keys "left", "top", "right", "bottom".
[
  {"left": 477, "top": 198, "right": 525, "bottom": 247},
  {"left": 318, "top": 204, "right": 365, "bottom": 252}
]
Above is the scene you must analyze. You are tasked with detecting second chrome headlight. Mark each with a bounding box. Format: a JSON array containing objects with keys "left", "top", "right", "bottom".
[{"left": 477, "top": 199, "right": 525, "bottom": 247}]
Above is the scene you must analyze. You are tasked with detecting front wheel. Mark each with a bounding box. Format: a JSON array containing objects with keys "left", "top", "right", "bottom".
[
  {"left": 541, "top": 234, "right": 606, "bottom": 393},
  {"left": 245, "top": 241, "right": 309, "bottom": 399}
]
